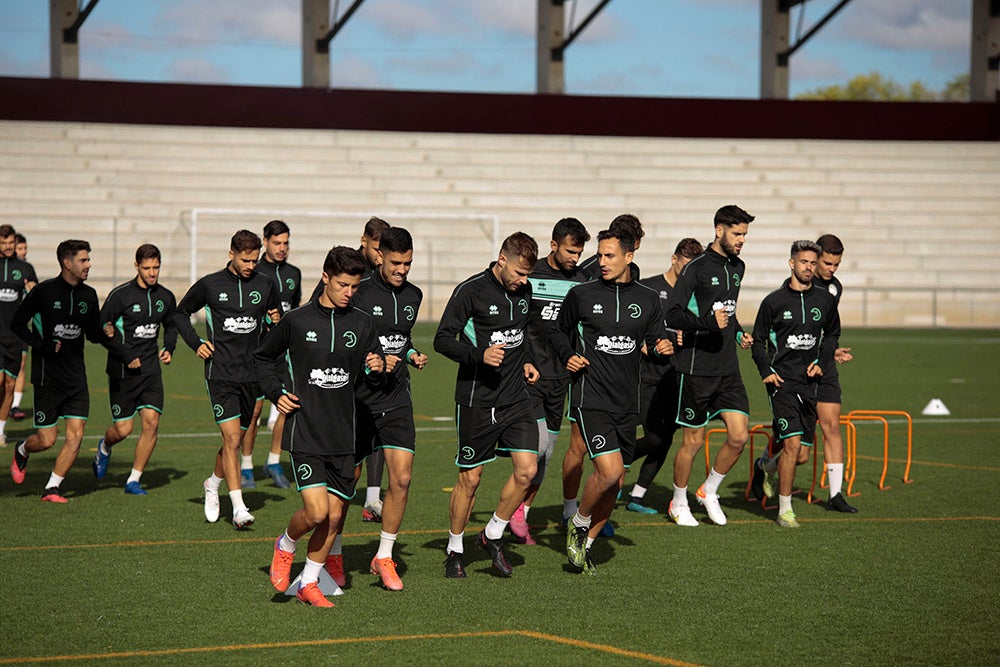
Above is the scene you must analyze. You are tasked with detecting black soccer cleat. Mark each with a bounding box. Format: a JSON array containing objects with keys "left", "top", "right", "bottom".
[
  {"left": 750, "top": 456, "right": 766, "bottom": 501},
  {"left": 826, "top": 493, "right": 859, "bottom": 514},
  {"left": 477, "top": 530, "right": 513, "bottom": 577},
  {"left": 443, "top": 550, "right": 467, "bottom": 579}
]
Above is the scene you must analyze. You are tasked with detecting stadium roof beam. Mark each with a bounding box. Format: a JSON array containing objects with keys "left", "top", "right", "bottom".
[
  {"left": 537, "top": 0, "right": 614, "bottom": 94},
  {"left": 971, "top": 0, "right": 1000, "bottom": 101},
  {"left": 761, "top": 0, "right": 853, "bottom": 99},
  {"left": 302, "top": 0, "right": 367, "bottom": 88},
  {"left": 50, "top": 0, "right": 102, "bottom": 79}
]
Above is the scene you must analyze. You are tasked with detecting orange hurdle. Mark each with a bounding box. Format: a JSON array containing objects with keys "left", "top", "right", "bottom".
[{"left": 847, "top": 410, "right": 914, "bottom": 485}]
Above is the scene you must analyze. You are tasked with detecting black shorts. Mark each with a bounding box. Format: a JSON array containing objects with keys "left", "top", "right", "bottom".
[
  {"left": 571, "top": 407, "right": 638, "bottom": 466},
  {"left": 108, "top": 374, "right": 164, "bottom": 421},
  {"left": 640, "top": 371, "right": 680, "bottom": 441},
  {"left": 0, "top": 341, "right": 20, "bottom": 378},
  {"left": 768, "top": 386, "right": 818, "bottom": 447},
  {"left": 206, "top": 379, "right": 263, "bottom": 429},
  {"left": 455, "top": 400, "right": 536, "bottom": 468},
  {"left": 33, "top": 384, "right": 89, "bottom": 428},
  {"left": 815, "top": 367, "right": 842, "bottom": 404},
  {"left": 289, "top": 450, "right": 357, "bottom": 500},
  {"left": 528, "top": 377, "right": 570, "bottom": 433},
  {"left": 675, "top": 373, "right": 750, "bottom": 428},
  {"left": 357, "top": 405, "right": 417, "bottom": 455}
]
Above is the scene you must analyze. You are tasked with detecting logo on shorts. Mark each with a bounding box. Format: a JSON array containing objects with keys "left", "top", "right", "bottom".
[
  {"left": 342, "top": 331, "right": 357, "bottom": 348},
  {"left": 285, "top": 277, "right": 296, "bottom": 291},
  {"left": 461, "top": 446, "right": 476, "bottom": 461},
  {"left": 372, "top": 305, "right": 383, "bottom": 317},
  {"left": 379, "top": 333, "right": 408, "bottom": 355},
  {"left": 592, "top": 304, "right": 603, "bottom": 314},
  {"left": 218, "top": 292, "right": 228, "bottom": 302},
  {"left": 0, "top": 288, "right": 18, "bottom": 302},
  {"left": 297, "top": 463, "right": 313, "bottom": 480},
  {"left": 786, "top": 333, "right": 817, "bottom": 351},
  {"left": 591, "top": 434, "right": 606, "bottom": 450},
  {"left": 540, "top": 302, "right": 561, "bottom": 320},
  {"left": 404, "top": 305, "right": 415, "bottom": 321},
  {"left": 213, "top": 404, "right": 224, "bottom": 418},
  {"left": 628, "top": 303, "right": 642, "bottom": 319},
  {"left": 782, "top": 310, "right": 793, "bottom": 320},
  {"left": 112, "top": 404, "right": 121, "bottom": 417},
  {"left": 35, "top": 410, "right": 45, "bottom": 423},
  {"left": 779, "top": 418, "right": 789, "bottom": 432},
  {"left": 595, "top": 335, "right": 636, "bottom": 355},
  {"left": 223, "top": 316, "right": 257, "bottom": 334},
  {"left": 308, "top": 367, "right": 350, "bottom": 389},
  {"left": 132, "top": 304, "right": 142, "bottom": 312},
  {"left": 684, "top": 408, "right": 696, "bottom": 422},
  {"left": 249, "top": 290, "right": 262, "bottom": 305},
  {"left": 811, "top": 307, "right": 822, "bottom": 321},
  {"left": 489, "top": 305, "right": 499, "bottom": 315},
  {"left": 53, "top": 324, "right": 82, "bottom": 340},
  {"left": 305, "top": 330, "right": 318, "bottom": 343},
  {"left": 134, "top": 323, "right": 158, "bottom": 339},
  {"left": 489, "top": 328, "right": 524, "bottom": 348}
]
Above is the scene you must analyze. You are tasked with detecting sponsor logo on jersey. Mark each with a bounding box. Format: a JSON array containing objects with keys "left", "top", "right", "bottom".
[
  {"left": 0, "top": 288, "right": 18, "bottom": 302},
  {"left": 827, "top": 284, "right": 839, "bottom": 297},
  {"left": 285, "top": 277, "right": 296, "bottom": 291},
  {"left": 305, "top": 330, "right": 318, "bottom": 343},
  {"left": 782, "top": 310, "right": 793, "bottom": 320},
  {"left": 132, "top": 304, "right": 142, "bottom": 312},
  {"left": 518, "top": 298, "right": 528, "bottom": 314},
  {"left": 380, "top": 333, "right": 408, "bottom": 355},
  {"left": 628, "top": 303, "right": 642, "bottom": 319},
  {"left": 540, "top": 302, "right": 561, "bottom": 321},
  {"left": 811, "top": 307, "right": 822, "bottom": 321},
  {"left": 342, "top": 331, "right": 357, "bottom": 348},
  {"left": 488, "top": 304, "right": 499, "bottom": 315},
  {"left": 53, "top": 301, "right": 61, "bottom": 310},
  {"left": 595, "top": 335, "right": 636, "bottom": 355},
  {"left": 11, "top": 269, "right": 21, "bottom": 281},
  {"left": 592, "top": 304, "right": 603, "bottom": 314},
  {"left": 786, "top": 333, "right": 817, "bottom": 350},
  {"left": 404, "top": 305, "right": 415, "bottom": 321},
  {"left": 372, "top": 305, "right": 384, "bottom": 317},
  {"left": 712, "top": 299, "right": 737, "bottom": 316},
  {"left": 733, "top": 274, "right": 741, "bottom": 287},
  {"left": 155, "top": 300, "right": 165, "bottom": 313},
  {"left": 222, "top": 316, "right": 257, "bottom": 334},
  {"left": 711, "top": 276, "right": 720, "bottom": 286},
  {"left": 78, "top": 301, "right": 88, "bottom": 314},
  {"left": 489, "top": 328, "right": 524, "bottom": 348},
  {"left": 218, "top": 292, "right": 228, "bottom": 302},
  {"left": 249, "top": 290, "right": 262, "bottom": 305},
  {"left": 53, "top": 323, "right": 82, "bottom": 339},
  {"left": 281, "top": 301, "right": 292, "bottom": 312},
  {"left": 133, "top": 323, "right": 159, "bottom": 339},
  {"left": 659, "top": 290, "right": 668, "bottom": 300},
  {"left": 308, "top": 367, "right": 350, "bottom": 389}
]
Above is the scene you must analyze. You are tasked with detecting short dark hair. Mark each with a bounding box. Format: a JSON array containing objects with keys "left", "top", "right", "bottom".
[
  {"left": 323, "top": 246, "right": 367, "bottom": 277},
  {"left": 714, "top": 205, "right": 754, "bottom": 227},
  {"left": 135, "top": 244, "right": 161, "bottom": 263},
  {"left": 379, "top": 226, "right": 413, "bottom": 254},
  {"left": 362, "top": 217, "right": 390, "bottom": 241},
  {"left": 263, "top": 219, "right": 290, "bottom": 239},
  {"left": 14, "top": 233, "right": 26, "bottom": 244},
  {"left": 674, "top": 237, "right": 703, "bottom": 259},
  {"left": 790, "top": 240, "right": 822, "bottom": 258},
  {"left": 551, "top": 217, "right": 590, "bottom": 246},
  {"left": 609, "top": 214, "right": 644, "bottom": 241},
  {"left": 57, "top": 239, "right": 91, "bottom": 265},
  {"left": 597, "top": 228, "right": 636, "bottom": 254},
  {"left": 816, "top": 233, "right": 844, "bottom": 255},
  {"left": 230, "top": 229, "right": 261, "bottom": 254},
  {"left": 500, "top": 232, "right": 538, "bottom": 266},
  {"left": 0, "top": 225, "right": 14, "bottom": 239}
]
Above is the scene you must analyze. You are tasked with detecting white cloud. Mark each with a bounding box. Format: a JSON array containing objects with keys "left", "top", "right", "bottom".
[
  {"left": 168, "top": 57, "right": 231, "bottom": 84},
  {"left": 834, "top": 0, "right": 968, "bottom": 52},
  {"left": 160, "top": 0, "right": 299, "bottom": 45}
]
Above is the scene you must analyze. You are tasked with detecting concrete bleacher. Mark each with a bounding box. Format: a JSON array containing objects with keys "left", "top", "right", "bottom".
[{"left": 1, "top": 120, "right": 998, "bottom": 326}]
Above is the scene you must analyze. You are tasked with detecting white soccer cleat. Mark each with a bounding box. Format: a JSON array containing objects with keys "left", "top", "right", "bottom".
[
  {"left": 695, "top": 485, "right": 728, "bottom": 526},
  {"left": 232, "top": 507, "right": 255, "bottom": 530},
  {"left": 203, "top": 478, "right": 220, "bottom": 523},
  {"left": 668, "top": 500, "right": 699, "bottom": 527}
]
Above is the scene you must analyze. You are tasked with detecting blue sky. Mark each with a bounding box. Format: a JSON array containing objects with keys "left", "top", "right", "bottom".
[{"left": 0, "top": 0, "right": 970, "bottom": 98}]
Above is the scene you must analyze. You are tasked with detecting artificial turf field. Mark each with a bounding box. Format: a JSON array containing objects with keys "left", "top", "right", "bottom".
[{"left": 0, "top": 326, "right": 997, "bottom": 666}]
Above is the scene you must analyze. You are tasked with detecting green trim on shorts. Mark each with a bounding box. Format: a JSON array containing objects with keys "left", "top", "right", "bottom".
[
  {"left": 707, "top": 408, "right": 750, "bottom": 421},
  {"left": 454, "top": 455, "right": 497, "bottom": 469},
  {"left": 378, "top": 444, "right": 415, "bottom": 454},
  {"left": 591, "top": 448, "right": 622, "bottom": 459},
  {"left": 62, "top": 414, "right": 88, "bottom": 421},
  {"left": 297, "top": 481, "right": 327, "bottom": 492},
  {"left": 216, "top": 415, "right": 240, "bottom": 425},
  {"left": 328, "top": 486, "right": 355, "bottom": 501},
  {"left": 2, "top": 369, "right": 17, "bottom": 379}
]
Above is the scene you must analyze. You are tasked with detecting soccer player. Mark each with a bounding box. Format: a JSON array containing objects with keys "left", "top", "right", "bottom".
[
  {"left": 625, "top": 238, "right": 703, "bottom": 514},
  {"left": 664, "top": 205, "right": 755, "bottom": 527},
  {"left": 261, "top": 246, "right": 384, "bottom": 607},
  {"left": 174, "top": 229, "right": 281, "bottom": 529},
  {"left": 351, "top": 226, "right": 426, "bottom": 590},
  {"left": 750, "top": 240, "right": 840, "bottom": 527},
  {"left": 91, "top": 244, "right": 178, "bottom": 495},
  {"left": 307, "top": 216, "right": 389, "bottom": 522},
  {"left": 514, "top": 217, "right": 590, "bottom": 544},
  {"left": 433, "top": 232, "right": 540, "bottom": 579},
  {"left": 9, "top": 240, "right": 122, "bottom": 501},
  {"left": 550, "top": 228, "right": 673, "bottom": 574},
  {"left": 0, "top": 225, "right": 37, "bottom": 446},
  {"left": 561, "top": 213, "right": 644, "bottom": 535},
  {"left": 9, "top": 233, "right": 32, "bottom": 422},
  {"left": 251, "top": 219, "right": 300, "bottom": 489},
  {"left": 752, "top": 234, "right": 857, "bottom": 513}
]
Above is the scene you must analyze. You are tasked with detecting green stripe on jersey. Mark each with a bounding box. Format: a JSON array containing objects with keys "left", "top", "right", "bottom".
[{"left": 463, "top": 318, "right": 477, "bottom": 346}]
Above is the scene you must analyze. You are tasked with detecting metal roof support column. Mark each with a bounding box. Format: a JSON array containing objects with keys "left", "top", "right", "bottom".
[
  {"left": 971, "top": 0, "right": 1000, "bottom": 101},
  {"left": 536, "top": 0, "right": 565, "bottom": 94},
  {"left": 760, "top": 0, "right": 790, "bottom": 99},
  {"left": 302, "top": 0, "right": 331, "bottom": 88},
  {"left": 50, "top": 0, "right": 80, "bottom": 79}
]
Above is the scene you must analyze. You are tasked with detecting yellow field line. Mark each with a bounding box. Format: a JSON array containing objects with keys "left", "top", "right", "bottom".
[{"left": 0, "top": 630, "right": 702, "bottom": 665}]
